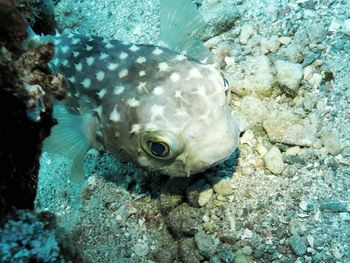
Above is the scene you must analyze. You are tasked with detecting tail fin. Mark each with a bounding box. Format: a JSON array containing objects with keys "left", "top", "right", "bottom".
[
  {"left": 43, "top": 105, "right": 97, "bottom": 182},
  {"left": 160, "top": 0, "right": 211, "bottom": 61}
]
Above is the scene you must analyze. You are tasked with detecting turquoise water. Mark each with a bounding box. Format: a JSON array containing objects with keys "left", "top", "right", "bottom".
[{"left": 1, "top": 0, "right": 350, "bottom": 262}]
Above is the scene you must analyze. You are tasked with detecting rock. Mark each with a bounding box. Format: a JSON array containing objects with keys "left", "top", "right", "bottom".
[
  {"left": 344, "top": 19, "right": 350, "bottom": 34},
  {"left": 307, "top": 22, "right": 327, "bottom": 44},
  {"left": 319, "top": 129, "right": 343, "bottom": 155},
  {"left": 240, "top": 96, "right": 269, "bottom": 125},
  {"left": 279, "top": 43, "right": 304, "bottom": 63},
  {"left": 186, "top": 179, "right": 207, "bottom": 208},
  {"left": 319, "top": 200, "right": 349, "bottom": 212},
  {"left": 194, "top": 231, "right": 219, "bottom": 258},
  {"left": 279, "top": 36, "right": 292, "bottom": 45},
  {"left": 179, "top": 238, "right": 203, "bottom": 263},
  {"left": 210, "top": 177, "right": 234, "bottom": 196},
  {"left": 235, "top": 250, "right": 252, "bottom": 263},
  {"left": 274, "top": 60, "right": 303, "bottom": 97},
  {"left": 264, "top": 146, "right": 284, "bottom": 174},
  {"left": 263, "top": 111, "right": 317, "bottom": 147},
  {"left": 231, "top": 110, "right": 251, "bottom": 132},
  {"left": 241, "top": 246, "right": 253, "bottom": 256},
  {"left": 289, "top": 235, "right": 307, "bottom": 256},
  {"left": 167, "top": 203, "right": 203, "bottom": 237},
  {"left": 197, "top": 1, "right": 240, "bottom": 41},
  {"left": 226, "top": 55, "right": 274, "bottom": 97},
  {"left": 218, "top": 250, "right": 236, "bottom": 263},
  {"left": 198, "top": 186, "right": 213, "bottom": 207},
  {"left": 240, "top": 24, "right": 255, "bottom": 44},
  {"left": 134, "top": 242, "right": 149, "bottom": 257}
]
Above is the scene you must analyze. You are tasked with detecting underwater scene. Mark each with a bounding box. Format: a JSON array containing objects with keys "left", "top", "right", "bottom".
[{"left": 1, "top": 0, "right": 350, "bottom": 262}]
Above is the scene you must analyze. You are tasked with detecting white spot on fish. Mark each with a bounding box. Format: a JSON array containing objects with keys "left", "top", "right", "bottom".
[
  {"left": 188, "top": 68, "right": 202, "bottom": 78},
  {"left": 81, "top": 78, "right": 91, "bottom": 88},
  {"left": 105, "top": 42, "right": 114, "bottom": 49},
  {"left": 67, "top": 76, "right": 76, "bottom": 83},
  {"left": 175, "top": 54, "right": 186, "bottom": 61},
  {"left": 62, "top": 59, "right": 68, "bottom": 66},
  {"left": 109, "top": 106, "right": 121, "bottom": 122},
  {"left": 136, "top": 56, "right": 146, "bottom": 64},
  {"left": 60, "top": 45, "right": 69, "bottom": 54},
  {"left": 152, "top": 47, "right": 163, "bottom": 55},
  {"left": 174, "top": 90, "right": 189, "bottom": 104},
  {"left": 71, "top": 38, "right": 80, "bottom": 45},
  {"left": 158, "top": 62, "right": 169, "bottom": 72},
  {"left": 129, "top": 44, "right": 140, "bottom": 52},
  {"left": 97, "top": 89, "right": 106, "bottom": 98},
  {"left": 119, "top": 52, "right": 128, "bottom": 60},
  {"left": 170, "top": 72, "right": 180, "bottom": 82},
  {"left": 113, "top": 86, "right": 125, "bottom": 95},
  {"left": 52, "top": 58, "right": 59, "bottom": 66},
  {"left": 127, "top": 97, "right": 140, "bottom": 107},
  {"left": 86, "top": 44, "right": 93, "bottom": 51},
  {"left": 54, "top": 38, "right": 61, "bottom": 45},
  {"left": 130, "top": 124, "right": 141, "bottom": 134},
  {"left": 73, "top": 51, "right": 80, "bottom": 58},
  {"left": 75, "top": 63, "right": 83, "bottom": 71},
  {"left": 107, "top": 63, "right": 119, "bottom": 71},
  {"left": 139, "top": 70, "right": 146, "bottom": 77},
  {"left": 100, "top": 52, "right": 109, "bottom": 60},
  {"left": 153, "top": 86, "right": 164, "bottom": 95},
  {"left": 86, "top": 56, "right": 95, "bottom": 66},
  {"left": 96, "top": 71, "right": 105, "bottom": 82},
  {"left": 151, "top": 105, "right": 165, "bottom": 118},
  {"left": 137, "top": 82, "right": 147, "bottom": 93},
  {"left": 194, "top": 86, "right": 206, "bottom": 96},
  {"left": 119, "top": 69, "right": 128, "bottom": 78}
]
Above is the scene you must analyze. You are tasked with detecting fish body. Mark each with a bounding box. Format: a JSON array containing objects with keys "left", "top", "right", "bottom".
[{"left": 43, "top": 0, "right": 240, "bottom": 178}]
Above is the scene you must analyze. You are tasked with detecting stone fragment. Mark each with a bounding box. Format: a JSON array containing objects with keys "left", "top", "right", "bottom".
[
  {"left": 279, "top": 36, "right": 292, "bottom": 45},
  {"left": 134, "top": 242, "right": 149, "bottom": 257},
  {"left": 289, "top": 235, "right": 307, "bottom": 256},
  {"left": 320, "top": 129, "right": 343, "bottom": 155},
  {"left": 274, "top": 60, "right": 303, "bottom": 97},
  {"left": 167, "top": 203, "right": 203, "bottom": 237},
  {"left": 179, "top": 238, "right": 204, "bottom": 263},
  {"left": 240, "top": 24, "right": 255, "bottom": 44},
  {"left": 194, "top": 231, "right": 219, "bottom": 258},
  {"left": 264, "top": 146, "right": 284, "bottom": 174},
  {"left": 210, "top": 177, "right": 234, "bottom": 196},
  {"left": 344, "top": 19, "right": 350, "bottom": 34},
  {"left": 307, "top": 22, "right": 327, "bottom": 44},
  {"left": 263, "top": 111, "right": 317, "bottom": 146},
  {"left": 226, "top": 56, "right": 274, "bottom": 97},
  {"left": 240, "top": 96, "right": 269, "bottom": 125},
  {"left": 198, "top": 185, "right": 213, "bottom": 207}
]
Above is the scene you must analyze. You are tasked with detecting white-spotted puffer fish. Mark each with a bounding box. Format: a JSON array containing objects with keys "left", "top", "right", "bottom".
[{"left": 41, "top": 0, "right": 240, "bottom": 180}]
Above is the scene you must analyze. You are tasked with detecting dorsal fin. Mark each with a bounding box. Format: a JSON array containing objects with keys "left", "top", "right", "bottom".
[{"left": 160, "top": 0, "right": 211, "bottom": 61}]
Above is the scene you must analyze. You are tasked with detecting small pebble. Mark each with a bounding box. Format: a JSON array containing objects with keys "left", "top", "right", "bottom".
[
  {"left": 289, "top": 235, "right": 307, "bottom": 256},
  {"left": 264, "top": 146, "right": 284, "bottom": 174},
  {"left": 211, "top": 178, "right": 234, "bottom": 196}
]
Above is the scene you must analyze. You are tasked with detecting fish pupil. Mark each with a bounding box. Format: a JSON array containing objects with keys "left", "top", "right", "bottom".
[{"left": 150, "top": 142, "right": 166, "bottom": 157}]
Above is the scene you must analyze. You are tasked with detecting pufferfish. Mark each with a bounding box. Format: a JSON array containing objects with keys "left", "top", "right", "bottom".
[{"left": 40, "top": 0, "right": 240, "bottom": 180}]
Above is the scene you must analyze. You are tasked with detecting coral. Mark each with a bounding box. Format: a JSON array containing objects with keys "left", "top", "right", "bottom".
[
  {"left": 0, "top": 0, "right": 64, "bottom": 219},
  {"left": 0, "top": 210, "right": 81, "bottom": 262}
]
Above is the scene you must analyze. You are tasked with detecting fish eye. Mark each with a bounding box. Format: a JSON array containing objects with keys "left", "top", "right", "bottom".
[
  {"left": 140, "top": 131, "right": 184, "bottom": 160},
  {"left": 147, "top": 141, "right": 169, "bottom": 157}
]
